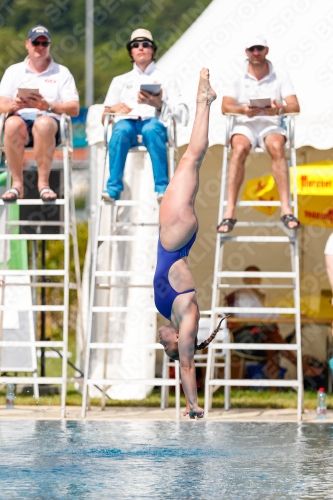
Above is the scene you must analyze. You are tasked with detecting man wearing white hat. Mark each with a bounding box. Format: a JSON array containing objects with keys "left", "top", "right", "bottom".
[
  {"left": 218, "top": 34, "right": 301, "bottom": 232},
  {"left": 102, "top": 29, "right": 179, "bottom": 203}
]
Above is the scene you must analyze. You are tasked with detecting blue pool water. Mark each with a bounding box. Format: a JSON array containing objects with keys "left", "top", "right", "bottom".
[{"left": 0, "top": 421, "right": 333, "bottom": 499}]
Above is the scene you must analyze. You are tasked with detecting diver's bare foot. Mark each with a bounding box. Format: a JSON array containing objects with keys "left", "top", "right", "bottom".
[{"left": 197, "top": 68, "right": 216, "bottom": 106}]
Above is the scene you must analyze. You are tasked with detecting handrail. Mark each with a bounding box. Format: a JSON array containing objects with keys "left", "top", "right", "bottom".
[{"left": 60, "top": 113, "right": 73, "bottom": 151}]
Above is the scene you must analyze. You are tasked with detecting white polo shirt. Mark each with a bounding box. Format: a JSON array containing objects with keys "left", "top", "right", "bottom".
[
  {"left": 104, "top": 61, "right": 180, "bottom": 122},
  {"left": 224, "top": 59, "right": 295, "bottom": 126},
  {"left": 0, "top": 56, "right": 79, "bottom": 120}
]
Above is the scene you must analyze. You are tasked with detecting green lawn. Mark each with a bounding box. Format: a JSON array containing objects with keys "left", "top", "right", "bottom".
[{"left": 1, "top": 388, "right": 332, "bottom": 410}]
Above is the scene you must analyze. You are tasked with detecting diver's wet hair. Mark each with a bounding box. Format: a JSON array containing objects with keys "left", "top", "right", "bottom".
[{"left": 196, "top": 316, "right": 229, "bottom": 351}]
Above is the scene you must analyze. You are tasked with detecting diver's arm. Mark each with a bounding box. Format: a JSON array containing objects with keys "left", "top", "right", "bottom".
[{"left": 178, "top": 309, "right": 203, "bottom": 418}]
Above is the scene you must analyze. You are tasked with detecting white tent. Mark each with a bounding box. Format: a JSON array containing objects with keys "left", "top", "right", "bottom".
[{"left": 158, "top": 0, "right": 333, "bottom": 150}]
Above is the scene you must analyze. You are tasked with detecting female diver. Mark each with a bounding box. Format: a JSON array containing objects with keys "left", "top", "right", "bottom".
[{"left": 154, "top": 68, "right": 225, "bottom": 419}]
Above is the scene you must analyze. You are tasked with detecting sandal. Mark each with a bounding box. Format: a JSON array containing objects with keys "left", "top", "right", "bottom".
[
  {"left": 39, "top": 188, "right": 57, "bottom": 201},
  {"left": 217, "top": 218, "right": 237, "bottom": 233},
  {"left": 1, "top": 187, "right": 20, "bottom": 203},
  {"left": 280, "top": 214, "right": 301, "bottom": 229}
]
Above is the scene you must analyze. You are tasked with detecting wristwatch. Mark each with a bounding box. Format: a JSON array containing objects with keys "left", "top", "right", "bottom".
[{"left": 47, "top": 103, "right": 53, "bottom": 113}]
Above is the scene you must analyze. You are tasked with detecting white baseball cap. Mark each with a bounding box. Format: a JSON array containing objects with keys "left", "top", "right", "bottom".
[{"left": 246, "top": 34, "right": 267, "bottom": 49}]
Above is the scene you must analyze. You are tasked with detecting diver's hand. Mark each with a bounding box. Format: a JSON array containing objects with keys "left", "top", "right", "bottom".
[{"left": 188, "top": 406, "right": 204, "bottom": 419}]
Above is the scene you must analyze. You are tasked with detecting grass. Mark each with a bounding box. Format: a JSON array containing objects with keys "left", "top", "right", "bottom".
[{"left": 1, "top": 388, "right": 333, "bottom": 410}]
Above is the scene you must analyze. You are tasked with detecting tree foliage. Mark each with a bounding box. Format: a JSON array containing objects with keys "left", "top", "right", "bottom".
[{"left": 1, "top": 0, "right": 212, "bottom": 103}]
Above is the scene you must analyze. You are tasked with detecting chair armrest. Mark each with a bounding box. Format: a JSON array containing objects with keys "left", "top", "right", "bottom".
[
  {"left": 103, "top": 114, "right": 113, "bottom": 149},
  {"left": 281, "top": 113, "right": 299, "bottom": 149},
  {"left": 222, "top": 113, "right": 239, "bottom": 147},
  {"left": 104, "top": 113, "right": 141, "bottom": 119},
  {"left": 172, "top": 103, "right": 189, "bottom": 127},
  {"left": 60, "top": 114, "right": 73, "bottom": 149},
  {"left": 166, "top": 115, "right": 176, "bottom": 149},
  {"left": 0, "top": 113, "right": 6, "bottom": 150},
  {"left": 103, "top": 113, "right": 141, "bottom": 148}
]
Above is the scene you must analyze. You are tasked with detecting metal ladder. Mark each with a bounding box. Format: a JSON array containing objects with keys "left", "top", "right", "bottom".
[
  {"left": 0, "top": 113, "right": 82, "bottom": 419},
  {"left": 82, "top": 112, "right": 185, "bottom": 418},
  {"left": 204, "top": 113, "right": 303, "bottom": 420}
]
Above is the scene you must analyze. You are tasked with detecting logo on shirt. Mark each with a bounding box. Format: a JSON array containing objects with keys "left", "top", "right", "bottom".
[
  {"left": 45, "top": 79, "right": 56, "bottom": 83},
  {"left": 127, "top": 85, "right": 132, "bottom": 89}
]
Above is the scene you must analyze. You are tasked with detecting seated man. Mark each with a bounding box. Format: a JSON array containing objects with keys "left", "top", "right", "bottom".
[
  {"left": 226, "top": 266, "right": 323, "bottom": 380},
  {"left": 102, "top": 28, "right": 179, "bottom": 203},
  {"left": 218, "top": 34, "right": 301, "bottom": 233},
  {"left": 0, "top": 25, "right": 79, "bottom": 201}
]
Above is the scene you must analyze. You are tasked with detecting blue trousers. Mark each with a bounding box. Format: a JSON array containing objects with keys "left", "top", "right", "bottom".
[{"left": 106, "top": 118, "right": 169, "bottom": 198}]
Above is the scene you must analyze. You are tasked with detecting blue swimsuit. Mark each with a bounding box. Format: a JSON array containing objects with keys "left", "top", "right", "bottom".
[{"left": 153, "top": 231, "right": 197, "bottom": 320}]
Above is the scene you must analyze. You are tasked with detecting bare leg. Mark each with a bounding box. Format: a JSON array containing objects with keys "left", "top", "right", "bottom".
[
  {"left": 3, "top": 116, "right": 28, "bottom": 199},
  {"left": 217, "top": 134, "right": 251, "bottom": 233},
  {"left": 32, "top": 116, "right": 57, "bottom": 199},
  {"left": 264, "top": 134, "right": 298, "bottom": 229},
  {"left": 160, "top": 68, "right": 216, "bottom": 250}
]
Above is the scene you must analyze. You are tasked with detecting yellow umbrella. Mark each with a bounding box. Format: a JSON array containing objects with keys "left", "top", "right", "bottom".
[{"left": 242, "top": 161, "right": 333, "bottom": 227}]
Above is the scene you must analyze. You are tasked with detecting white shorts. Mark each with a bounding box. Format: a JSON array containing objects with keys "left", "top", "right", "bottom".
[
  {"left": 324, "top": 233, "right": 333, "bottom": 255},
  {"left": 232, "top": 121, "right": 287, "bottom": 151}
]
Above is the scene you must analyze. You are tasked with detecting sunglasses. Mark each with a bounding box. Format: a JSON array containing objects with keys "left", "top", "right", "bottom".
[
  {"left": 32, "top": 40, "right": 50, "bottom": 47},
  {"left": 248, "top": 45, "right": 265, "bottom": 52},
  {"left": 130, "top": 41, "right": 153, "bottom": 49}
]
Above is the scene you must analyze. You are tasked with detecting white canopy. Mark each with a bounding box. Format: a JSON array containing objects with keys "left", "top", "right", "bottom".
[{"left": 158, "top": 0, "right": 333, "bottom": 150}]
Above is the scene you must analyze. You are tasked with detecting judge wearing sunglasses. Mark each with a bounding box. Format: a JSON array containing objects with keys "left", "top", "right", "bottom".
[
  {"left": 218, "top": 34, "right": 301, "bottom": 233},
  {"left": 0, "top": 25, "right": 79, "bottom": 202},
  {"left": 102, "top": 29, "right": 180, "bottom": 204}
]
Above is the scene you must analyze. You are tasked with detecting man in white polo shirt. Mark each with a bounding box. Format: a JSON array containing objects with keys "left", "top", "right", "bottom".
[
  {"left": 218, "top": 34, "right": 300, "bottom": 232},
  {"left": 102, "top": 28, "right": 180, "bottom": 203},
  {"left": 0, "top": 25, "right": 79, "bottom": 201}
]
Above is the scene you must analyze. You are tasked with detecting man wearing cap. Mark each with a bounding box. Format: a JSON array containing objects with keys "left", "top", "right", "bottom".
[
  {"left": 0, "top": 25, "right": 79, "bottom": 201},
  {"left": 102, "top": 29, "right": 179, "bottom": 203},
  {"left": 217, "top": 34, "right": 301, "bottom": 232}
]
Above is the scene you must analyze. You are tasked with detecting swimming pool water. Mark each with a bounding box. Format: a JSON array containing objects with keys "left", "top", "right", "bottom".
[{"left": 0, "top": 420, "right": 332, "bottom": 499}]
